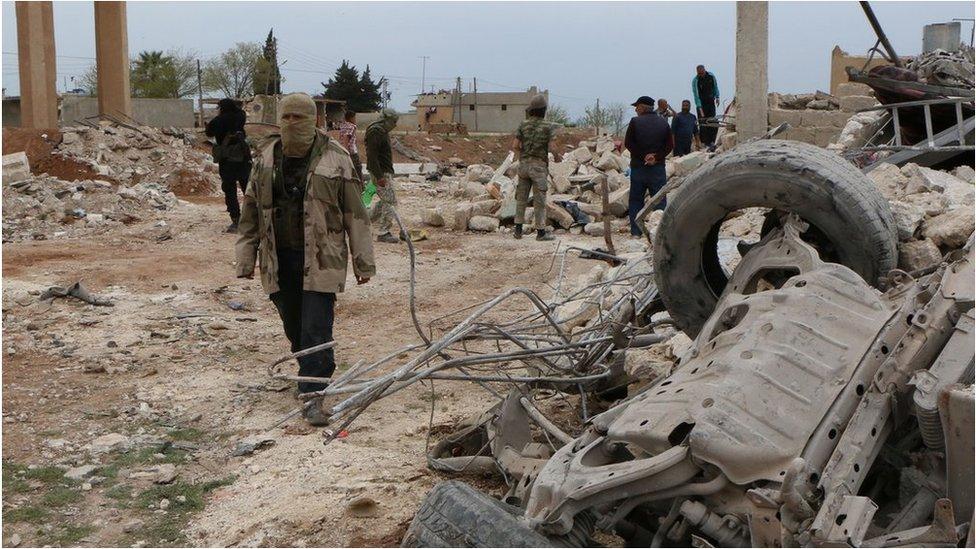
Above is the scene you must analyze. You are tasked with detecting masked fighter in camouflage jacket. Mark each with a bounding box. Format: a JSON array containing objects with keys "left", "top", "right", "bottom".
[
  {"left": 236, "top": 93, "right": 376, "bottom": 425},
  {"left": 513, "top": 94, "right": 557, "bottom": 241}
]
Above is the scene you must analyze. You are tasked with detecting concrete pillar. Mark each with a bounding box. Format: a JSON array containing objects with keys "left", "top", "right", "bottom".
[
  {"left": 15, "top": 1, "right": 58, "bottom": 128},
  {"left": 735, "top": 2, "right": 769, "bottom": 140},
  {"left": 94, "top": 1, "right": 132, "bottom": 118},
  {"left": 923, "top": 22, "right": 961, "bottom": 53}
]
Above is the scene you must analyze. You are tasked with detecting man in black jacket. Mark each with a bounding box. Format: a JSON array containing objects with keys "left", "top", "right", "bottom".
[
  {"left": 206, "top": 98, "right": 252, "bottom": 233},
  {"left": 624, "top": 96, "right": 673, "bottom": 237}
]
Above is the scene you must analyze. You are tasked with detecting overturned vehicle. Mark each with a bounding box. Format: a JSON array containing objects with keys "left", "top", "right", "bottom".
[{"left": 403, "top": 141, "right": 976, "bottom": 548}]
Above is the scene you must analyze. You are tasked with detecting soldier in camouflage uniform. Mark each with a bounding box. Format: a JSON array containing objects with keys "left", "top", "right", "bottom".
[
  {"left": 364, "top": 109, "right": 402, "bottom": 244},
  {"left": 236, "top": 93, "right": 376, "bottom": 426},
  {"left": 514, "top": 94, "right": 557, "bottom": 241}
]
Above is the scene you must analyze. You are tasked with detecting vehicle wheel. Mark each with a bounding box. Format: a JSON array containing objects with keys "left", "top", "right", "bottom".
[
  {"left": 653, "top": 139, "right": 897, "bottom": 337},
  {"left": 401, "top": 481, "right": 555, "bottom": 547}
]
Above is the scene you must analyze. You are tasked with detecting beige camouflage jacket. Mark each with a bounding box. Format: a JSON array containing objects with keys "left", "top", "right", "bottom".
[{"left": 235, "top": 130, "right": 376, "bottom": 295}]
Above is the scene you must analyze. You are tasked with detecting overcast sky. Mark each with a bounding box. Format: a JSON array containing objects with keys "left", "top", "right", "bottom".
[{"left": 2, "top": 1, "right": 972, "bottom": 117}]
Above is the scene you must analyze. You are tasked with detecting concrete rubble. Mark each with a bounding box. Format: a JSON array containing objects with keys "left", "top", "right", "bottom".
[
  {"left": 56, "top": 123, "right": 220, "bottom": 193},
  {"left": 416, "top": 136, "right": 714, "bottom": 236}
]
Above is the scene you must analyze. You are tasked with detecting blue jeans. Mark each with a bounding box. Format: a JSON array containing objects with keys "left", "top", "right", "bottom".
[{"left": 629, "top": 164, "right": 667, "bottom": 236}]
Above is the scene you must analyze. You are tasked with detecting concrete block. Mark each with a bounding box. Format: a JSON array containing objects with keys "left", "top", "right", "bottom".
[
  {"left": 2, "top": 152, "right": 30, "bottom": 184},
  {"left": 782, "top": 126, "right": 816, "bottom": 144},
  {"left": 583, "top": 222, "right": 605, "bottom": 236},
  {"left": 840, "top": 95, "right": 879, "bottom": 113},
  {"left": 836, "top": 82, "right": 873, "bottom": 97}
]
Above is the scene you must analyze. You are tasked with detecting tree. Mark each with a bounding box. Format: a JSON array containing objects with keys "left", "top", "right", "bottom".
[
  {"left": 577, "top": 100, "right": 627, "bottom": 135},
  {"left": 80, "top": 64, "right": 99, "bottom": 96},
  {"left": 253, "top": 29, "right": 282, "bottom": 95},
  {"left": 321, "top": 60, "right": 385, "bottom": 113},
  {"left": 130, "top": 49, "right": 197, "bottom": 98},
  {"left": 203, "top": 42, "right": 262, "bottom": 98},
  {"left": 545, "top": 104, "right": 571, "bottom": 125}
]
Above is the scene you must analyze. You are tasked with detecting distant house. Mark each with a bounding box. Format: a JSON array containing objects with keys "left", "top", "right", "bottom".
[{"left": 412, "top": 86, "right": 548, "bottom": 133}]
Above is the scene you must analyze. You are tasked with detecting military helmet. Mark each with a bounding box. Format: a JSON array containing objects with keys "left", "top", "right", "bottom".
[{"left": 526, "top": 94, "right": 548, "bottom": 112}]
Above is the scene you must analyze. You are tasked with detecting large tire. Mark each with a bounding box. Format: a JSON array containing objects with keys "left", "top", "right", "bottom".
[
  {"left": 653, "top": 139, "right": 897, "bottom": 337},
  {"left": 402, "top": 481, "right": 554, "bottom": 547}
]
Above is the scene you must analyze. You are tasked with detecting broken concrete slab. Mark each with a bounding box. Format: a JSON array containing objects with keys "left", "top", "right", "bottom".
[
  {"left": 608, "top": 186, "right": 630, "bottom": 217},
  {"left": 867, "top": 163, "right": 910, "bottom": 200},
  {"left": 452, "top": 202, "right": 474, "bottom": 232},
  {"left": 901, "top": 191, "right": 949, "bottom": 218}
]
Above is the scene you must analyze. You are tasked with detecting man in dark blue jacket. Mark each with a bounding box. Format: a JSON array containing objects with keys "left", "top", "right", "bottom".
[
  {"left": 623, "top": 96, "right": 673, "bottom": 237},
  {"left": 671, "top": 100, "right": 700, "bottom": 157}
]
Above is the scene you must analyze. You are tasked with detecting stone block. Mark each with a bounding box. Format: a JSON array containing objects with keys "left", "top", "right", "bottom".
[
  {"left": 782, "top": 126, "right": 816, "bottom": 144},
  {"left": 814, "top": 127, "right": 841, "bottom": 148},
  {"left": 552, "top": 174, "right": 572, "bottom": 194},
  {"left": 898, "top": 239, "right": 943, "bottom": 271},
  {"left": 839, "top": 95, "right": 879, "bottom": 113},
  {"left": 889, "top": 200, "right": 926, "bottom": 240},
  {"left": 902, "top": 191, "right": 949, "bottom": 217},
  {"left": 452, "top": 202, "right": 473, "bottom": 231},
  {"left": 608, "top": 186, "right": 630, "bottom": 217},
  {"left": 471, "top": 199, "right": 500, "bottom": 216},
  {"left": 673, "top": 151, "right": 706, "bottom": 176},
  {"left": 546, "top": 200, "right": 575, "bottom": 229},
  {"left": 868, "top": 163, "right": 910, "bottom": 201},
  {"left": 468, "top": 215, "right": 499, "bottom": 232},
  {"left": 902, "top": 164, "right": 974, "bottom": 208},
  {"left": 421, "top": 208, "right": 444, "bottom": 227},
  {"left": 2, "top": 152, "right": 30, "bottom": 185},
  {"left": 951, "top": 166, "right": 974, "bottom": 183},
  {"left": 836, "top": 82, "right": 873, "bottom": 97},
  {"left": 568, "top": 146, "right": 592, "bottom": 164},
  {"left": 922, "top": 207, "right": 975, "bottom": 248},
  {"left": 583, "top": 222, "right": 605, "bottom": 236},
  {"left": 549, "top": 159, "right": 578, "bottom": 180},
  {"left": 768, "top": 109, "right": 802, "bottom": 127}
]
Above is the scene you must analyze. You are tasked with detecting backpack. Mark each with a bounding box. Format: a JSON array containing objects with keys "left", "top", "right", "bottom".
[{"left": 213, "top": 130, "right": 251, "bottom": 164}]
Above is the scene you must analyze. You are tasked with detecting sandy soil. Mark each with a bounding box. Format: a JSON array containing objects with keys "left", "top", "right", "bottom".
[{"left": 2, "top": 178, "right": 614, "bottom": 547}]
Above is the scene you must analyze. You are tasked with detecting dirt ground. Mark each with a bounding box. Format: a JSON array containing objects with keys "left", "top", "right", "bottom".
[{"left": 1, "top": 176, "right": 612, "bottom": 547}]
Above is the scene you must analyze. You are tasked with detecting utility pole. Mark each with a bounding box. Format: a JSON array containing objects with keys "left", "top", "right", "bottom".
[
  {"left": 381, "top": 79, "right": 389, "bottom": 109},
  {"left": 418, "top": 56, "right": 430, "bottom": 95},
  {"left": 473, "top": 77, "right": 478, "bottom": 132},
  {"left": 455, "top": 76, "right": 462, "bottom": 125},
  {"left": 196, "top": 59, "right": 204, "bottom": 128},
  {"left": 595, "top": 98, "right": 601, "bottom": 137}
]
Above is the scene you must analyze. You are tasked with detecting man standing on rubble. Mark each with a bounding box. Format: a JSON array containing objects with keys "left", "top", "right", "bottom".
[
  {"left": 364, "top": 108, "right": 402, "bottom": 244},
  {"left": 338, "top": 110, "right": 365, "bottom": 190},
  {"left": 671, "top": 100, "right": 700, "bottom": 157},
  {"left": 692, "top": 65, "right": 720, "bottom": 149},
  {"left": 512, "top": 94, "right": 557, "bottom": 241},
  {"left": 624, "top": 96, "right": 673, "bottom": 237},
  {"left": 206, "top": 98, "right": 252, "bottom": 233},
  {"left": 236, "top": 93, "right": 375, "bottom": 426},
  {"left": 656, "top": 98, "right": 676, "bottom": 122}
]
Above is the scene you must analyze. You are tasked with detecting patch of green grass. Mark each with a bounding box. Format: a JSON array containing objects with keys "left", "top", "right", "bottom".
[
  {"left": 166, "top": 427, "right": 204, "bottom": 442},
  {"left": 104, "top": 483, "right": 134, "bottom": 508},
  {"left": 112, "top": 445, "right": 187, "bottom": 468},
  {"left": 24, "top": 465, "right": 66, "bottom": 483},
  {"left": 134, "top": 477, "right": 236, "bottom": 546},
  {"left": 3, "top": 505, "right": 49, "bottom": 523},
  {"left": 40, "top": 485, "right": 83, "bottom": 507},
  {"left": 44, "top": 524, "right": 95, "bottom": 546},
  {"left": 137, "top": 477, "right": 235, "bottom": 513},
  {"left": 2, "top": 460, "right": 30, "bottom": 494}
]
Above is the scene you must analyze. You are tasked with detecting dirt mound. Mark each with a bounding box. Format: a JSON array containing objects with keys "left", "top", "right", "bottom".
[{"left": 3, "top": 127, "right": 61, "bottom": 164}]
